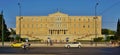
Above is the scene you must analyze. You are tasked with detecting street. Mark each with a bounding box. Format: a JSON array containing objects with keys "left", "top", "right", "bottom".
[{"left": 0, "top": 47, "right": 120, "bottom": 55}]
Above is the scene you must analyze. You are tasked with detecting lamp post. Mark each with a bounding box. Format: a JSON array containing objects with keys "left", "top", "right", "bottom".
[
  {"left": 1, "top": 11, "right": 4, "bottom": 47},
  {"left": 18, "top": 0, "right": 22, "bottom": 39},
  {"left": 94, "top": 3, "right": 99, "bottom": 46}
]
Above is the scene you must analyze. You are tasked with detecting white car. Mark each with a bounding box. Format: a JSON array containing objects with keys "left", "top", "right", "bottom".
[{"left": 65, "top": 42, "right": 82, "bottom": 48}]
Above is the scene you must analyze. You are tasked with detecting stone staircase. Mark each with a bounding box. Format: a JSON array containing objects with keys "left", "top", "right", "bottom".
[
  {"left": 24, "top": 34, "right": 41, "bottom": 40},
  {"left": 75, "top": 34, "right": 95, "bottom": 40}
]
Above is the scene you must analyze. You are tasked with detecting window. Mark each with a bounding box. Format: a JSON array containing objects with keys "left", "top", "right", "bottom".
[
  {"left": 31, "top": 32, "right": 33, "bottom": 34},
  {"left": 74, "top": 24, "right": 76, "bottom": 27},
  {"left": 46, "top": 18, "right": 47, "bottom": 21},
  {"left": 69, "top": 18, "right": 71, "bottom": 22},
  {"left": 40, "top": 18, "right": 42, "bottom": 22},
  {"left": 32, "top": 24, "right": 33, "bottom": 28},
  {"left": 57, "top": 24, "right": 59, "bottom": 27},
  {"left": 79, "top": 24, "right": 80, "bottom": 27},
  {"left": 74, "top": 32, "right": 76, "bottom": 34},
  {"left": 88, "top": 18, "right": 90, "bottom": 22},
  {"left": 32, "top": 18, "right": 34, "bottom": 21},
  {"left": 83, "top": 18, "right": 85, "bottom": 21},
  {"left": 22, "top": 24, "right": 24, "bottom": 28},
  {"left": 51, "top": 24, "right": 53, "bottom": 26},
  {"left": 46, "top": 24, "right": 47, "bottom": 27},
  {"left": 83, "top": 25, "right": 85, "bottom": 28},
  {"left": 27, "top": 24, "right": 29, "bottom": 28},
  {"left": 59, "top": 24, "right": 61, "bottom": 27},
  {"left": 36, "top": 24, "right": 38, "bottom": 28},
  {"left": 59, "top": 17, "right": 61, "bottom": 20},
  {"left": 36, "top": 18, "right": 39, "bottom": 21},
  {"left": 74, "top": 18, "right": 76, "bottom": 22},
  {"left": 88, "top": 25, "right": 90, "bottom": 28},
  {"left": 40, "top": 24, "right": 42, "bottom": 27},
  {"left": 57, "top": 18, "right": 59, "bottom": 21},
  {"left": 27, "top": 31, "right": 29, "bottom": 34},
  {"left": 79, "top": 18, "right": 81, "bottom": 21},
  {"left": 22, "top": 31, "right": 24, "bottom": 34}
]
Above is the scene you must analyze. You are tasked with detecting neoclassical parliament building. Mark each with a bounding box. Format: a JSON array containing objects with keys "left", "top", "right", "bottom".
[{"left": 16, "top": 11, "right": 102, "bottom": 42}]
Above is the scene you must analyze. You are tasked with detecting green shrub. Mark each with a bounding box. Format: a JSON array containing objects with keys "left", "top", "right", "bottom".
[{"left": 93, "top": 37, "right": 103, "bottom": 42}]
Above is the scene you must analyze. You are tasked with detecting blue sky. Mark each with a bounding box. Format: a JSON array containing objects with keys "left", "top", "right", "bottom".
[{"left": 0, "top": 0, "right": 120, "bottom": 31}]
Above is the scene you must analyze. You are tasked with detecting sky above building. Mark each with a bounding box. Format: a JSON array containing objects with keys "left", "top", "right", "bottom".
[{"left": 0, "top": 0, "right": 120, "bottom": 31}]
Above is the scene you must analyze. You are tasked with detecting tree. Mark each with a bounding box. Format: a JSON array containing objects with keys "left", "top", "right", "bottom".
[
  {"left": 105, "top": 36, "right": 118, "bottom": 41},
  {"left": 15, "top": 35, "right": 21, "bottom": 41},
  {"left": 10, "top": 28, "right": 16, "bottom": 35},
  {"left": 9, "top": 28, "right": 16, "bottom": 41},
  {"left": 115, "top": 19, "right": 120, "bottom": 40},
  {"left": 93, "top": 37, "right": 103, "bottom": 42},
  {"left": 0, "top": 11, "right": 10, "bottom": 41},
  {"left": 9, "top": 28, "right": 22, "bottom": 42},
  {"left": 102, "top": 29, "right": 115, "bottom": 35},
  {"left": 105, "top": 36, "right": 111, "bottom": 41}
]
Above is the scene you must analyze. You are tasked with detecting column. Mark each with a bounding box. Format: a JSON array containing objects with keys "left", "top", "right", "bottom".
[
  {"left": 64, "top": 30, "right": 66, "bottom": 34},
  {"left": 51, "top": 30, "right": 52, "bottom": 35},
  {"left": 59, "top": 30, "right": 61, "bottom": 34},
  {"left": 52, "top": 30, "right": 54, "bottom": 35},
  {"left": 57, "top": 30, "right": 59, "bottom": 34}
]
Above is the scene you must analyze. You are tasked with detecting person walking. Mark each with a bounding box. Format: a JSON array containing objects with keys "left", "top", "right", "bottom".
[
  {"left": 47, "top": 38, "right": 50, "bottom": 46},
  {"left": 50, "top": 40, "right": 53, "bottom": 46}
]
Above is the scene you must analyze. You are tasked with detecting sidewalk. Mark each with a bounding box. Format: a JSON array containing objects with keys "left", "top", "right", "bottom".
[
  {"left": 30, "top": 43, "right": 118, "bottom": 47},
  {"left": 0, "top": 42, "right": 119, "bottom": 47}
]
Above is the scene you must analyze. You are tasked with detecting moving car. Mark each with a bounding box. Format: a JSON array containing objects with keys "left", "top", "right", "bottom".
[
  {"left": 65, "top": 42, "right": 82, "bottom": 48},
  {"left": 10, "top": 42, "right": 31, "bottom": 48},
  {"left": 10, "top": 42, "right": 24, "bottom": 47}
]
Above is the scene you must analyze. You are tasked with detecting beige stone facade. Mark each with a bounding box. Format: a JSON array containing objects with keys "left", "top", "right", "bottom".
[{"left": 16, "top": 12, "right": 102, "bottom": 42}]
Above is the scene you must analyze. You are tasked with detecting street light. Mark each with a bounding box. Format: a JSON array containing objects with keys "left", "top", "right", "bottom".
[
  {"left": 1, "top": 11, "right": 4, "bottom": 47},
  {"left": 94, "top": 2, "right": 99, "bottom": 46},
  {"left": 18, "top": 0, "right": 22, "bottom": 39}
]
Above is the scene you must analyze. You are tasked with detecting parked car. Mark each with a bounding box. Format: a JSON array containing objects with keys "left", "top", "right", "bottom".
[{"left": 65, "top": 42, "right": 82, "bottom": 48}]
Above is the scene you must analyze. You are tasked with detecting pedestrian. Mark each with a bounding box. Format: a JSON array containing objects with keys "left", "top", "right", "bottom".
[
  {"left": 47, "top": 40, "right": 48, "bottom": 46},
  {"left": 28, "top": 42, "right": 31, "bottom": 47},
  {"left": 119, "top": 42, "right": 120, "bottom": 47},
  {"left": 47, "top": 38, "right": 50, "bottom": 46},
  {"left": 22, "top": 44, "right": 27, "bottom": 50},
  {"left": 55, "top": 40, "right": 57, "bottom": 43},
  {"left": 50, "top": 40, "right": 53, "bottom": 46},
  {"left": 91, "top": 41, "right": 93, "bottom": 45}
]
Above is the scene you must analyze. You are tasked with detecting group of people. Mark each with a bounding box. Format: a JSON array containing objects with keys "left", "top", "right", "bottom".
[{"left": 109, "top": 41, "right": 120, "bottom": 47}]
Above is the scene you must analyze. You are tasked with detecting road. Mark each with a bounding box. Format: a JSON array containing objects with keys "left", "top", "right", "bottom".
[{"left": 0, "top": 47, "right": 120, "bottom": 55}]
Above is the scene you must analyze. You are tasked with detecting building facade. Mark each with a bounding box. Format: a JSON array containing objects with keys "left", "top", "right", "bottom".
[{"left": 16, "top": 12, "right": 102, "bottom": 42}]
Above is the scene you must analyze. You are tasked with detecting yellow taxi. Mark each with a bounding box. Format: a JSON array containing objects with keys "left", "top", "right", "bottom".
[{"left": 10, "top": 42, "right": 24, "bottom": 47}]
